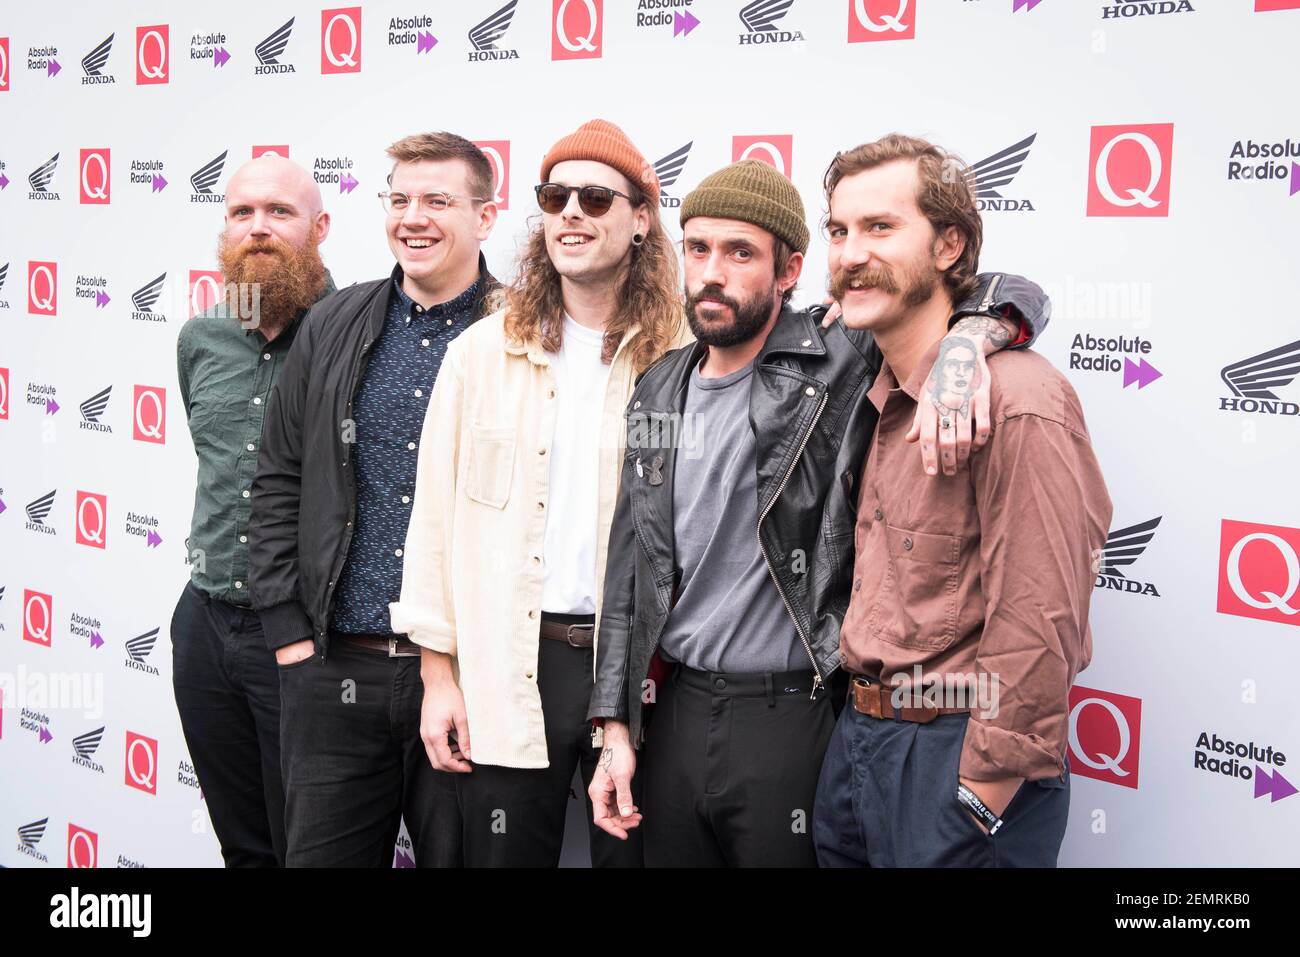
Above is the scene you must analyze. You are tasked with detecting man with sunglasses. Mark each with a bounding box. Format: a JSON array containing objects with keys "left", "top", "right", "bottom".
[
  {"left": 391, "top": 119, "right": 687, "bottom": 867},
  {"left": 249, "top": 132, "right": 502, "bottom": 867}
]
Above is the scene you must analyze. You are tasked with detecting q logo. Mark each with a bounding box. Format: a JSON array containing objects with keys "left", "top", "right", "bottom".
[
  {"left": 732, "top": 135, "right": 794, "bottom": 179},
  {"left": 132, "top": 385, "right": 166, "bottom": 445},
  {"left": 67, "top": 825, "right": 98, "bottom": 868},
  {"left": 1067, "top": 685, "right": 1142, "bottom": 789},
  {"left": 552, "top": 0, "right": 602, "bottom": 60},
  {"left": 848, "top": 0, "right": 916, "bottom": 42},
  {"left": 1, "top": 36, "right": 10, "bottom": 92},
  {"left": 1087, "top": 123, "right": 1173, "bottom": 218},
  {"left": 189, "top": 268, "right": 224, "bottom": 318},
  {"left": 252, "top": 145, "right": 290, "bottom": 159},
  {"left": 23, "top": 589, "right": 53, "bottom": 647},
  {"left": 473, "top": 140, "right": 510, "bottom": 209},
  {"left": 321, "top": 7, "right": 363, "bottom": 74},
  {"left": 1218, "top": 519, "right": 1300, "bottom": 626},
  {"left": 0, "top": 366, "right": 9, "bottom": 420},
  {"left": 79, "top": 148, "right": 111, "bottom": 205},
  {"left": 125, "top": 731, "right": 158, "bottom": 795},
  {"left": 28, "top": 261, "right": 58, "bottom": 316},
  {"left": 76, "top": 491, "right": 108, "bottom": 549},
  {"left": 135, "top": 24, "right": 169, "bottom": 85}
]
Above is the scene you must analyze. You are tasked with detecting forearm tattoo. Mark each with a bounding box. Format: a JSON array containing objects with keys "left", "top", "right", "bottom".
[
  {"left": 600, "top": 747, "right": 614, "bottom": 771},
  {"left": 951, "top": 314, "right": 1015, "bottom": 350}
]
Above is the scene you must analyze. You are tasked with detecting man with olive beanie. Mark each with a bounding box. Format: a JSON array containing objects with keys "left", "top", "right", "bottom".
[{"left": 587, "top": 158, "right": 1050, "bottom": 866}]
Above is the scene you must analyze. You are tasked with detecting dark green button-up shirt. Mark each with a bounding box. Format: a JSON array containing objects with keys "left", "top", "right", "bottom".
[{"left": 177, "top": 272, "right": 337, "bottom": 606}]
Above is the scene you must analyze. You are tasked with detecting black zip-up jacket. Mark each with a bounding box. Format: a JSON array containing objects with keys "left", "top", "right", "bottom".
[
  {"left": 248, "top": 255, "right": 501, "bottom": 653},
  {"left": 587, "top": 273, "right": 1050, "bottom": 744}
]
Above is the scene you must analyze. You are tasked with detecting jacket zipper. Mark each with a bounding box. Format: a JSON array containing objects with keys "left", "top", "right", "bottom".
[
  {"left": 978, "top": 274, "right": 1003, "bottom": 313},
  {"left": 757, "top": 388, "right": 830, "bottom": 700}
]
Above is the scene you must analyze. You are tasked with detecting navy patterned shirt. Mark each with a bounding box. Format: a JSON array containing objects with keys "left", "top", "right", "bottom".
[{"left": 331, "top": 273, "right": 481, "bottom": 635}]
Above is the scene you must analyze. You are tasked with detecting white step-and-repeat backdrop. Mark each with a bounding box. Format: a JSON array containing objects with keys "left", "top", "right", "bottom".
[{"left": 1, "top": 0, "right": 1297, "bottom": 867}]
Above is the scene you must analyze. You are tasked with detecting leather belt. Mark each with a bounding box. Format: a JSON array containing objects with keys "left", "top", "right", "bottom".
[
  {"left": 539, "top": 614, "right": 594, "bottom": 648},
  {"left": 334, "top": 633, "right": 422, "bottom": 657},
  {"left": 850, "top": 675, "right": 970, "bottom": 724}
]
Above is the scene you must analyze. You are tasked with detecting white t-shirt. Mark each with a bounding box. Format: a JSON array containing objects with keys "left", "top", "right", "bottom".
[{"left": 541, "top": 315, "right": 613, "bottom": 614}]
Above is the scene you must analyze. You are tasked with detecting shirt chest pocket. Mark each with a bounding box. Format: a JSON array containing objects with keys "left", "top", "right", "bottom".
[
  {"left": 877, "top": 523, "right": 961, "bottom": 651},
  {"left": 465, "top": 425, "right": 517, "bottom": 510}
]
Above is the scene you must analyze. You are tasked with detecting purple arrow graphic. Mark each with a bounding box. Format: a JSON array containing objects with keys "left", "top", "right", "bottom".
[
  {"left": 151, "top": 173, "right": 168, "bottom": 193},
  {"left": 1012, "top": 0, "right": 1044, "bottom": 10},
  {"left": 40, "top": 726, "right": 53, "bottom": 743},
  {"left": 0, "top": 173, "right": 9, "bottom": 190},
  {"left": 45, "top": 398, "right": 60, "bottom": 415},
  {"left": 147, "top": 530, "right": 163, "bottom": 548},
  {"left": 48, "top": 59, "right": 61, "bottom": 77},
  {"left": 417, "top": 31, "right": 437, "bottom": 54},
  {"left": 340, "top": 172, "right": 358, "bottom": 194},
  {"left": 90, "top": 630, "right": 104, "bottom": 649},
  {"left": 1122, "top": 357, "right": 1162, "bottom": 389},
  {"left": 394, "top": 848, "right": 415, "bottom": 868},
  {"left": 1255, "top": 767, "right": 1298, "bottom": 802},
  {"left": 95, "top": 290, "right": 110, "bottom": 308},
  {"left": 674, "top": 11, "right": 701, "bottom": 36},
  {"left": 0, "top": 498, "right": 6, "bottom": 516},
  {"left": 1290, "top": 162, "right": 1299, "bottom": 198},
  {"left": 214, "top": 47, "right": 230, "bottom": 68}
]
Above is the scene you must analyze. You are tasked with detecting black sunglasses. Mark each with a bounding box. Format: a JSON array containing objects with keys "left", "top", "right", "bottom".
[{"left": 534, "top": 182, "right": 632, "bottom": 217}]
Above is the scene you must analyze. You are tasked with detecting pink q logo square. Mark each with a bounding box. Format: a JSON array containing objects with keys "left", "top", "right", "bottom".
[
  {"left": 1087, "top": 123, "right": 1174, "bottom": 217},
  {"left": 28, "top": 261, "right": 58, "bottom": 316},
  {"left": 1, "top": 37, "right": 11, "bottom": 93},
  {"left": 1217, "top": 519, "right": 1300, "bottom": 627},
  {"left": 75, "top": 491, "right": 108, "bottom": 549},
  {"left": 1067, "top": 685, "right": 1142, "bottom": 789},
  {"left": 1255, "top": 0, "right": 1300, "bottom": 10},
  {"left": 848, "top": 0, "right": 916, "bottom": 42},
  {"left": 252, "top": 145, "right": 290, "bottom": 159},
  {"left": 132, "top": 385, "right": 167, "bottom": 445},
  {"left": 189, "top": 269, "right": 225, "bottom": 318},
  {"left": 0, "top": 367, "right": 9, "bottom": 420},
  {"left": 125, "top": 731, "right": 159, "bottom": 795},
  {"left": 553, "top": 0, "right": 602, "bottom": 60},
  {"left": 79, "top": 148, "right": 111, "bottom": 205},
  {"left": 67, "top": 824, "right": 98, "bottom": 868},
  {"left": 135, "top": 25, "right": 169, "bottom": 85},
  {"left": 732, "top": 135, "right": 794, "bottom": 179},
  {"left": 22, "top": 589, "right": 54, "bottom": 647},
  {"left": 321, "top": 8, "right": 363, "bottom": 74},
  {"left": 473, "top": 140, "right": 510, "bottom": 210}
]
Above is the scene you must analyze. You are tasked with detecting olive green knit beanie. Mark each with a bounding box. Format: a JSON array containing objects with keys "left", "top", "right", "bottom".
[{"left": 679, "top": 159, "right": 809, "bottom": 255}]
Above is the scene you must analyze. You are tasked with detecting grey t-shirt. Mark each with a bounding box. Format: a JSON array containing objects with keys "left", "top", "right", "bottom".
[{"left": 658, "top": 358, "right": 806, "bottom": 674}]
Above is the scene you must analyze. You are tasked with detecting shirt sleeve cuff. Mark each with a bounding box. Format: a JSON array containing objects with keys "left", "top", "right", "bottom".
[
  {"left": 388, "top": 602, "right": 457, "bottom": 657},
  {"left": 257, "top": 601, "right": 314, "bottom": 652},
  {"left": 959, "top": 717, "right": 1066, "bottom": 782}
]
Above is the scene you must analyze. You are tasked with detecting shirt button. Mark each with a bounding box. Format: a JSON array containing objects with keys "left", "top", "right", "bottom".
[
  {"left": 536, "top": 502, "right": 545, "bottom": 511},
  {"left": 532, "top": 556, "right": 541, "bottom": 565},
  {"left": 235, "top": 581, "right": 243, "bottom": 589},
  {"left": 525, "top": 672, "right": 534, "bottom": 680},
  {"left": 903, "top": 538, "right": 913, "bottom": 551},
  {"left": 246, "top": 443, "right": 255, "bottom": 452},
  {"left": 402, "top": 495, "right": 411, "bottom": 504},
  {"left": 714, "top": 678, "right": 727, "bottom": 691},
  {"left": 422, "top": 338, "right": 430, "bottom": 347},
  {"left": 239, "top": 535, "right": 247, "bottom": 544},
  {"left": 445, "top": 319, "right": 453, "bottom": 326},
  {"left": 262, "top": 353, "right": 271, "bottom": 361},
  {"left": 528, "top": 609, "right": 537, "bottom": 619},
  {"left": 407, "top": 441, "right": 417, "bottom": 451},
  {"left": 538, "top": 448, "right": 547, "bottom": 456},
  {"left": 242, "top": 490, "right": 250, "bottom": 499},
  {"left": 253, "top": 397, "right": 262, "bottom": 405},
  {"left": 874, "top": 508, "right": 884, "bottom": 521},
  {"left": 547, "top": 390, "right": 555, "bottom": 399},
  {"left": 805, "top": 387, "right": 816, "bottom": 397},
  {"left": 414, "top": 389, "right": 423, "bottom": 398},
  {"left": 634, "top": 401, "right": 641, "bottom": 410},
  {"left": 395, "top": 548, "right": 404, "bottom": 557}
]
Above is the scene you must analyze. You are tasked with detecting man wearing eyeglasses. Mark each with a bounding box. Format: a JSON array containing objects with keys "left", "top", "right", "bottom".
[
  {"left": 390, "top": 119, "right": 688, "bottom": 867},
  {"left": 249, "top": 132, "right": 502, "bottom": 867}
]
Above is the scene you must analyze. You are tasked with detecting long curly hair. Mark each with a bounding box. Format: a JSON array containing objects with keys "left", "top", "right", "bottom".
[{"left": 504, "top": 184, "right": 684, "bottom": 374}]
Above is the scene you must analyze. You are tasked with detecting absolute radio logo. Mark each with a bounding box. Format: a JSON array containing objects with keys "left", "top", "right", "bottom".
[
  {"left": 16, "top": 818, "right": 50, "bottom": 864},
  {"left": 125, "top": 731, "right": 159, "bottom": 795},
  {"left": 1100, "top": 0, "right": 1194, "bottom": 20},
  {"left": 70, "top": 610, "right": 104, "bottom": 649},
  {"left": 75, "top": 491, "right": 108, "bottom": 549},
  {"left": 739, "top": 0, "right": 805, "bottom": 45},
  {"left": 468, "top": 1, "right": 520, "bottom": 61},
  {"left": 255, "top": 17, "right": 297, "bottom": 75},
  {"left": 26, "top": 41, "right": 60, "bottom": 79},
  {"left": 189, "top": 269, "right": 225, "bottom": 317},
  {"left": 135, "top": 25, "right": 169, "bottom": 85},
  {"left": 1095, "top": 516, "right": 1162, "bottom": 597},
  {"left": 190, "top": 150, "right": 227, "bottom": 203},
  {"left": 1226, "top": 139, "right": 1299, "bottom": 197},
  {"left": 634, "top": 0, "right": 700, "bottom": 37},
  {"left": 79, "top": 385, "right": 113, "bottom": 433},
  {"left": 28, "top": 260, "right": 58, "bottom": 315},
  {"left": 125, "top": 628, "right": 162, "bottom": 676},
  {"left": 190, "top": 29, "right": 230, "bottom": 69},
  {"left": 387, "top": 14, "right": 436, "bottom": 54},
  {"left": 75, "top": 273, "right": 111, "bottom": 309},
  {"left": 321, "top": 7, "right": 363, "bottom": 74},
  {"left": 131, "top": 273, "right": 168, "bottom": 323},
  {"left": 848, "top": 0, "right": 915, "bottom": 42},
  {"left": 67, "top": 824, "right": 98, "bottom": 868},
  {"left": 1068, "top": 332, "right": 1162, "bottom": 391},
  {"left": 130, "top": 158, "right": 168, "bottom": 194},
  {"left": 553, "top": 0, "right": 603, "bottom": 60},
  {"left": 23, "top": 588, "right": 54, "bottom": 647},
  {"left": 20, "top": 705, "right": 52, "bottom": 744},
  {"left": 72, "top": 726, "right": 106, "bottom": 774},
  {"left": 79, "top": 148, "right": 111, "bottom": 204},
  {"left": 965, "top": 134, "right": 1036, "bottom": 213},
  {"left": 25, "top": 489, "right": 57, "bottom": 536},
  {"left": 1218, "top": 339, "right": 1300, "bottom": 417},
  {"left": 28, "top": 152, "right": 60, "bottom": 201},
  {"left": 1067, "top": 685, "right": 1142, "bottom": 789},
  {"left": 1193, "top": 729, "right": 1294, "bottom": 802},
  {"left": 654, "top": 142, "right": 693, "bottom": 209},
  {"left": 733, "top": 134, "right": 793, "bottom": 178},
  {"left": 80, "top": 33, "right": 116, "bottom": 85},
  {"left": 132, "top": 385, "right": 167, "bottom": 444},
  {"left": 1087, "top": 123, "right": 1174, "bottom": 217},
  {"left": 473, "top": 141, "right": 510, "bottom": 209},
  {"left": 314, "top": 155, "right": 358, "bottom": 194},
  {"left": 1217, "top": 519, "right": 1300, "bottom": 627}
]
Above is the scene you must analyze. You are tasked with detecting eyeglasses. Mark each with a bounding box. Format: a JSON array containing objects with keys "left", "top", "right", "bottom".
[
  {"left": 378, "top": 190, "right": 490, "bottom": 216},
  {"left": 534, "top": 182, "right": 632, "bottom": 217}
]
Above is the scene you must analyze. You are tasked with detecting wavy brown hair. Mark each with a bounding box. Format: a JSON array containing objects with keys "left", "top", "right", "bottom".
[{"left": 504, "top": 182, "right": 683, "bottom": 373}]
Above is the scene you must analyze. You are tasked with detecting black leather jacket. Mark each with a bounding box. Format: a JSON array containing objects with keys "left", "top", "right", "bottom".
[
  {"left": 587, "top": 273, "right": 1050, "bottom": 744},
  {"left": 248, "top": 255, "right": 500, "bottom": 654}
]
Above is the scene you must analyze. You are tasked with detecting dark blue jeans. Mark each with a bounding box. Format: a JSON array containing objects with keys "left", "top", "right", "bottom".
[{"left": 813, "top": 705, "right": 1070, "bottom": 867}]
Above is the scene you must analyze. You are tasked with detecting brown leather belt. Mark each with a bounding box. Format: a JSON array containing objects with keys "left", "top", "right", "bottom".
[
  {"left": 850, "top": 675, "right": 970, "bottom": 724},
  {"left": 334, "top": 633, "right": 422, "bottom": 657},
  {"left": 539, "top": 614, "right": 594, "bottom": 648}
]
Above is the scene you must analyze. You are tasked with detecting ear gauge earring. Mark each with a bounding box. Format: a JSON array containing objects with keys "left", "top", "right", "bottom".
[{"left": 632, "top": 233, "right": 645, "bottom": 247}]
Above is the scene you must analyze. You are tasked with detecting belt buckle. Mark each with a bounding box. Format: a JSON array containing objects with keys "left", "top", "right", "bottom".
[
  {"left": 388, "top": 637, "right": 419, "bottom": 658},
  {"left": 565, "top": 624, "right": 592, "bottom": 648}
]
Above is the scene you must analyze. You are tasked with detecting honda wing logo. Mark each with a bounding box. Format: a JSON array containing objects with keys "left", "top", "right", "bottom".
[
  {"left": 257, "top": 18, "right": 294, "bottom": 64},
  {"left": 26, "top": 489, "right": 56, "bottom": 526},
  {"left": 741, "top": 0, "right": 792, "bottom": 31},
  {"left": 1095, "top": 516, "right": 1161, "bottom": 597},
  {"left": 18, "top": 818, "right": 48, "bottom": 848},
  {"left": 80, "top": 386, "right": 111, "bottom": 423},
  {"left": 81, "top": 33, "right": 114, "bottom": 80},
  {"left": 1221, "top": 339, "right": 1300, "bottom": 400},
  {"left": 73, "top": 727, "right": 104, "bottom": 760},
  {"left": 29, "top": 153, "right": 59, "bottom": 193},
  {"left": 190, "top": 151, "right": 227, "bottom": 196},
  {"left": 132, "top": 273, "right": 167, "bottom": 313},
  {"left": 126, "top": 627, "right": 158, "bottom": 664},
  {"left": 966, "top": 133, "right": 1035, "bottom": 198},
  {"left": 471, "top": 1, "right": 516, "bottom": 51},
  {"left": 654, "top": 142, "right": 692, "bottom": 208}
]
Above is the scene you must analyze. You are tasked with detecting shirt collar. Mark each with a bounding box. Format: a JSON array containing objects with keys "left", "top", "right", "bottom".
[
  {"left": 867, "top": 339, "right": 944, "bottom": 414},
  {"left": 390, "top": 265, "right": 480, "bottom": 326}
]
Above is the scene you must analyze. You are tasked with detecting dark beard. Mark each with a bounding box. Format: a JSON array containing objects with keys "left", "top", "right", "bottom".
[
  {"left": 217, "top": 232, "right": 326, "bottom": 340},
  {"left": 829, "top": 260, "right": 937, "bottom": 311},
  {"left": 685, "top": 284, "right": 775, "bottom": 348}
]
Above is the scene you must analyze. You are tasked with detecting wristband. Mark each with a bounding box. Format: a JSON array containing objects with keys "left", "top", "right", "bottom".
[{"left": 956, "top": 783, "right": 1004, "bottom": 836}]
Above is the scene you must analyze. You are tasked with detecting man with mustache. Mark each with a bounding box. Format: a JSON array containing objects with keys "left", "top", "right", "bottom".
[
  {"left": 249, "top": 133, "right": 501, "bottom": 867},
  {"left": 587, "top": 159, "right": 1051, "bottom": 866},
  {"left": 173, "top": 154, "right": 333, "bottom": 866},
  {"left": 812, "top": 134, "right": 1111, "bottom": 867}
]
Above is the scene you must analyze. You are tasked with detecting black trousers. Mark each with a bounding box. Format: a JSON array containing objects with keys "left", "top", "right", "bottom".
[
  {"left": 170, "top": 581, "right": 285, "bottom": 867},
  {"left": 278, "top": 636, "right": 462, "bottom": 867},
  {"left": 455, "top": 636, "right": 644, "bottom": 867},
  {"left": 813, "top": 705, "right": 1071, "bottom": 867},
  {"left": 641, "top": 664, "right": 835, "bottom": 867}
]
